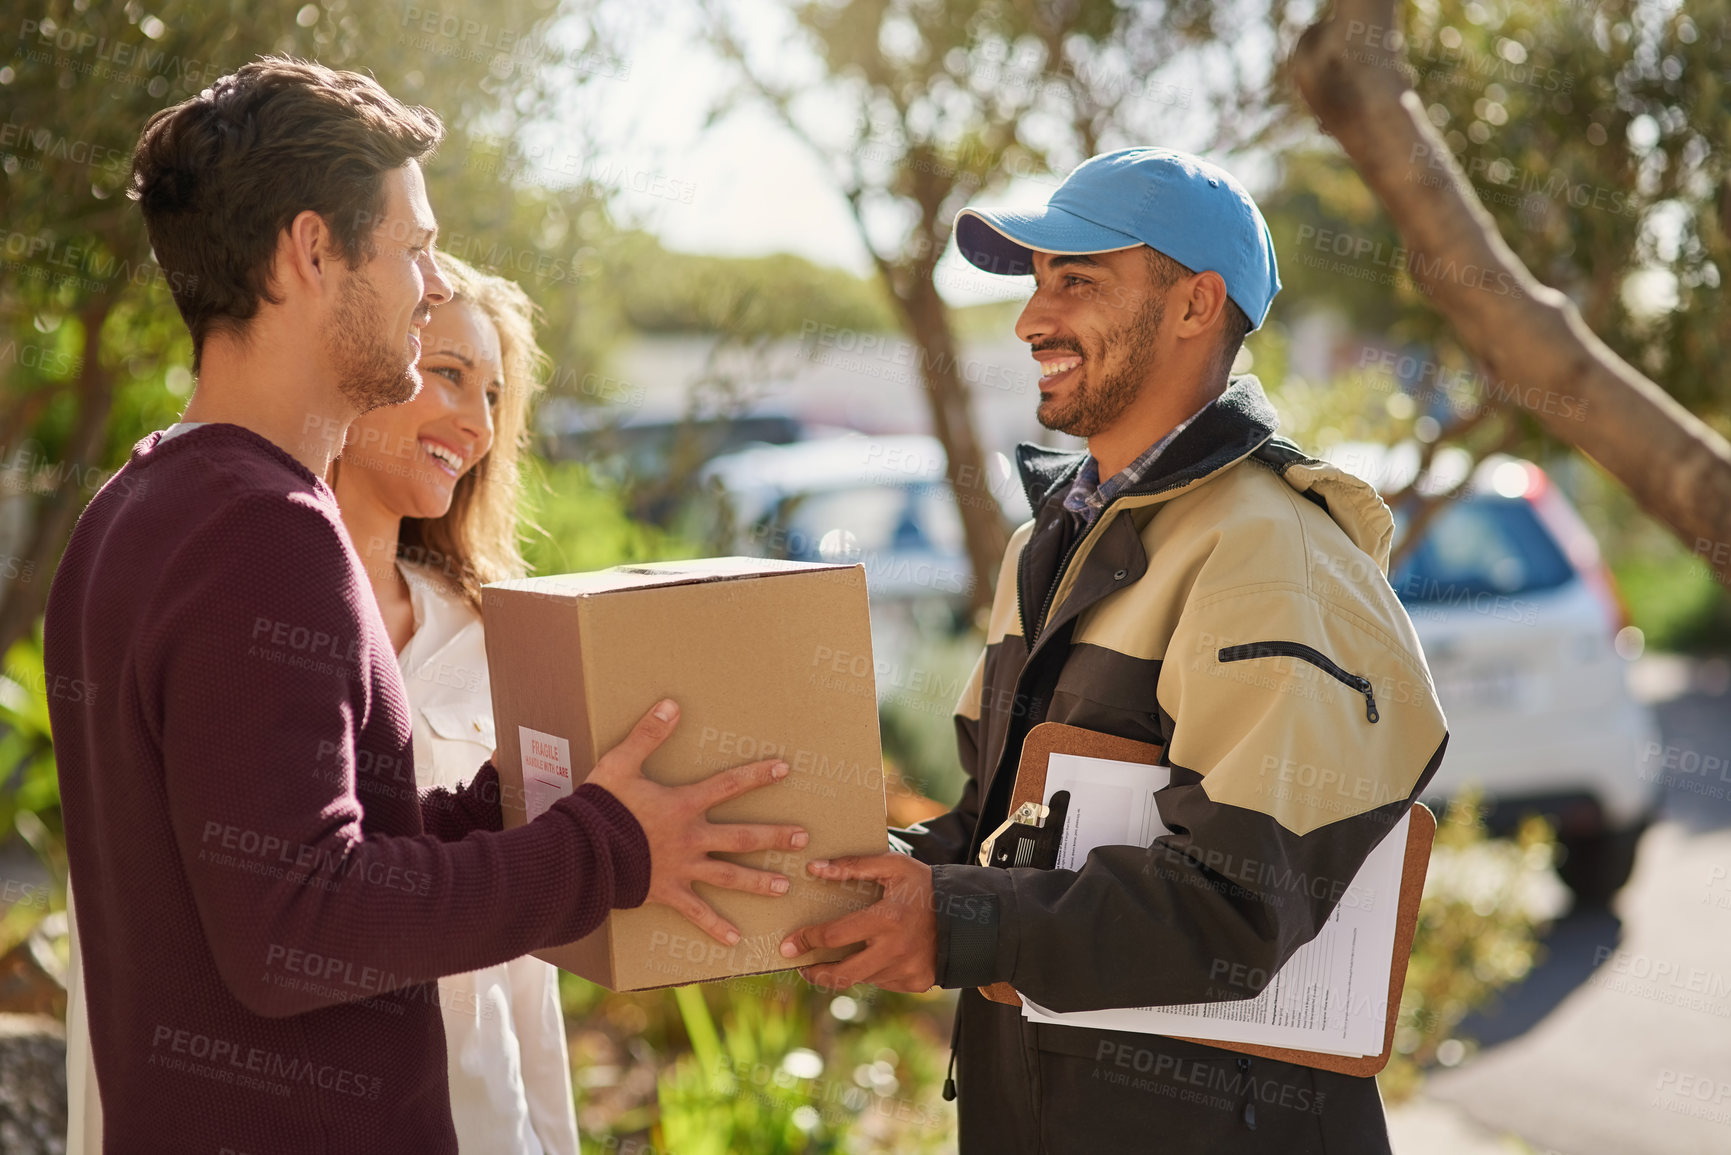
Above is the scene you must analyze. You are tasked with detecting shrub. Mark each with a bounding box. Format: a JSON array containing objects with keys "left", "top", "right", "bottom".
[{"left": 1379, "top": 788, "right": 1561, "bottom": 1102}]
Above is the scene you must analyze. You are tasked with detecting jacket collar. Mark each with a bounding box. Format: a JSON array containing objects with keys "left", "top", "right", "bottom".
[
  {"left": 1013, "top": 375, "right": 1279, "bottom": 517},
  {"left": 1014, "top": 442, "right": 1088, "bottom": 515}
]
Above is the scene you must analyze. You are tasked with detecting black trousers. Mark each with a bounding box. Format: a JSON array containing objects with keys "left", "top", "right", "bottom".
[{"left": 953, "top": 990, "right": 1396, "bottom": 1154}]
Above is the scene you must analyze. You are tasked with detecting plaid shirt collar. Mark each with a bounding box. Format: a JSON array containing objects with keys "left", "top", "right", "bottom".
[{"left": 1062, "top": 402, "right": 1212, "bottom": 527}]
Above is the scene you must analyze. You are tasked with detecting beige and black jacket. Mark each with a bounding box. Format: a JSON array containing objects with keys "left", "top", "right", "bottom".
[{"left": 901, "top": 376, "right": 1449, "bottom": 1153}]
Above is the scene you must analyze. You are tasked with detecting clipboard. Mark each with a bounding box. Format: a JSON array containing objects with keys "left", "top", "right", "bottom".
[{"left": 979, "top": 722, "right": 1436, "bottom": 1077}]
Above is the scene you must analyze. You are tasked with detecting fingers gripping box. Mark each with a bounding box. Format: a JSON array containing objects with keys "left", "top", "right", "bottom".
[{"left": 482, "top": 558, "right": 888, "bottom": 990}]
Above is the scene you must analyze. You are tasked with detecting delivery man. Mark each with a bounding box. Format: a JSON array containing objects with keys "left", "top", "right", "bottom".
[{"left": 778, "top": 147, "right": 1450, "bottom": 1151}]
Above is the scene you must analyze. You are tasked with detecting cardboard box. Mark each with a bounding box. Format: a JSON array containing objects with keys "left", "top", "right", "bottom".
[{"left": 482, "top": 558, "right": 888, "bottom": 990}]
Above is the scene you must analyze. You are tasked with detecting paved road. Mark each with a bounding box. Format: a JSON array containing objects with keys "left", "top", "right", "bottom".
[{"left": 1394, "top": 656, "right": 1731, "bottom": 1154}]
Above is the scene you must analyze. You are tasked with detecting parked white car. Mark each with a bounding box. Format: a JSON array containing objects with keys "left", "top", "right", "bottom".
[{"left": 1330, "top": 443, "right": 1660, "bottom": 903}]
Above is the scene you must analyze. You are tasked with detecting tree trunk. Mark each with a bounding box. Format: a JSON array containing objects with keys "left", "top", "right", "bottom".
[
  {"left": 896, "top": 273, "right": 1009, "bottom": 618},
  {"left": 0, "top": 302, "right": 115, "bottom": 659},
  {"left": 1290, "top": 0, "right": 1731, "bottom": 588}
]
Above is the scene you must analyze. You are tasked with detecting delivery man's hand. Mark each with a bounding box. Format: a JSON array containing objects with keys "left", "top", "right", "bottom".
[
  {"left": 777, "top": 855, "right": 937, "bottom": 993},
  {"left": 588, "top": 699, "right": 809, "bottom": 946}
]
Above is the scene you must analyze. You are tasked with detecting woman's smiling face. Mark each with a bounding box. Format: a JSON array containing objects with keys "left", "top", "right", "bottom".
[{"left": 340, "top": 298, "right": 502, "bottom": 521}]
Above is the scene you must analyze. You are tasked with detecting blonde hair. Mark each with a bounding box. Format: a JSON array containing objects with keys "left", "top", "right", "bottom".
[{"left": 395, "top": 252, "right": 546, "bottom": 610}]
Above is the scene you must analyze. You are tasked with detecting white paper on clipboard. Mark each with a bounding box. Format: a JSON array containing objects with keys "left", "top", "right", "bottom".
[
  {"left": 1019, "top": 752, "right": 1407, "bottom": 1059},
  {"left": 1042, "top": 752, "right": 1173, "bottom": 870}
]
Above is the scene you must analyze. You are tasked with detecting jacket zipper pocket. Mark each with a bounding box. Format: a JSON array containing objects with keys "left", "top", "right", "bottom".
[{"left": 1217, "top": 641, "right": 1380, "bottom": 723}]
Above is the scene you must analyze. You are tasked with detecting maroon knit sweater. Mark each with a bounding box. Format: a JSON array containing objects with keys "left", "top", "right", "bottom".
[{"left": 44, "top": 423, "right": 650, "bottom": 1153}]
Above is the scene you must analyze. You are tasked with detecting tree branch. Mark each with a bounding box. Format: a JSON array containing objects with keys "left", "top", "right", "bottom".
[
  {"left": 1291, "top": 0, "right": 1731, "bottom": 587},
  {"left": 1388, "top": 414, "right": 1524, "bottom": 571},
  {"left": 1381, "top": 402, "right": 1498, "bottom": 508}
]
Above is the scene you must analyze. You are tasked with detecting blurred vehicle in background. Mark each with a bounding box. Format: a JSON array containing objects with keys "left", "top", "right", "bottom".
[
  {"left": 1331, "top": 442, "right": 1660, "bottom": 905},
  {"left": 699, "top": 433, "right": 1031, "bottom": 608},
  {"left": 539, "top": 398, "right": 812, "bottom": 524},
  {"left": 544, "top": 411, "right": 807, "bottom": 479}
]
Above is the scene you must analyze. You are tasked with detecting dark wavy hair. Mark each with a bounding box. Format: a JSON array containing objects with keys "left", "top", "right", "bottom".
[{"left": 128, "top": 56, "right": 443, "bottom": 370}]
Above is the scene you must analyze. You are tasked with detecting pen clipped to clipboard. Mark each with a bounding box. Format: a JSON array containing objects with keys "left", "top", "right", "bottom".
[{"left": 979, "top": 722, "right": 1436, "bottom": 1077}]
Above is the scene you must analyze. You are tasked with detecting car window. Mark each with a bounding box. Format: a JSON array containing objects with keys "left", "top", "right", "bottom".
[
  {"left": 910, "top": 485, "right": 967, "bottom": 554},
  {"left": 780, "top": 486, "right": 917, "bottom": 558},
  {"left": 1391, "top": 496, "right": 1576, "bottom": 602},
  {"left": 776, "top": 483, "right": 965, "bottom": 560}
]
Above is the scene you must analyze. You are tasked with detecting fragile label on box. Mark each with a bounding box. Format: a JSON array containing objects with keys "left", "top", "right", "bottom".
[{"left": 519, "top": 725, "right": 573, "bottom": 821}]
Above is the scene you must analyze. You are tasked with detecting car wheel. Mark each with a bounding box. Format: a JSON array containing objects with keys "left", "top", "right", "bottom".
[{"left": 1557, "top": 819, "right": 1647, "bottom": 907}]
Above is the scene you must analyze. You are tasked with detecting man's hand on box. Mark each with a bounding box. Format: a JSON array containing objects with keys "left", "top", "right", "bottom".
[
  {"left": 588, "top": 699, "right": 809, "bottom": 946},
  {"left": 777, "top": 854, "right": 937, "bottom": 993}
]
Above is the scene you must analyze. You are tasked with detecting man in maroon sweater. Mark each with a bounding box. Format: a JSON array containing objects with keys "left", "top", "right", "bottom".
[{"left": 44, "top": 58, "right": 807, "bottom": 1152}]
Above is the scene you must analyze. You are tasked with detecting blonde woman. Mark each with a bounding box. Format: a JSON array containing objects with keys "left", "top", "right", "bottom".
[
  {"left": 331, "top": 254, "right": 574, "bottom": 1155},
  {"left": 66, "top": 254, "right": 576, "bottom": 1153}
]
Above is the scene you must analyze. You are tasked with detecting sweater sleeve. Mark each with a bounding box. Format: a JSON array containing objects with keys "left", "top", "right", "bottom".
[
  {"left": 419, "top": 762, "right": 505, "bottom": 842},
  {"left": 149, "top": 493, "right": 650, "bottom": 1018}
]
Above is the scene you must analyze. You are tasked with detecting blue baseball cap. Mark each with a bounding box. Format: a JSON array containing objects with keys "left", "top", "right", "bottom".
[{"left": 954, "top": 147, "right": 1281, "bottom": 329}]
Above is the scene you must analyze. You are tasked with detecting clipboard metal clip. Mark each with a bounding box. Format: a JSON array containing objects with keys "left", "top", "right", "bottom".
[{"left": 978, "top": 790, "right": 1071, "bottom": 870}]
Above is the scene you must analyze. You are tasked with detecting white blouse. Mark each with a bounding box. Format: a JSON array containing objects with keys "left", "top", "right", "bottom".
[
  {"left": 395, "top": 560, "right": 579, "bottom": 1155},
  {"left": 63, "top": 559, "right": 579, "bottom": 1155}
]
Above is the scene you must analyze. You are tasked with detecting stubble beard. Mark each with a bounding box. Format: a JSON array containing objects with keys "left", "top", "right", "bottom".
[
  {"left": 1036, "top": 293, "right": 1165, "bottom": 439},
  {"left": 329, "top": 265, "right": 421, "bottom": 415}
]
